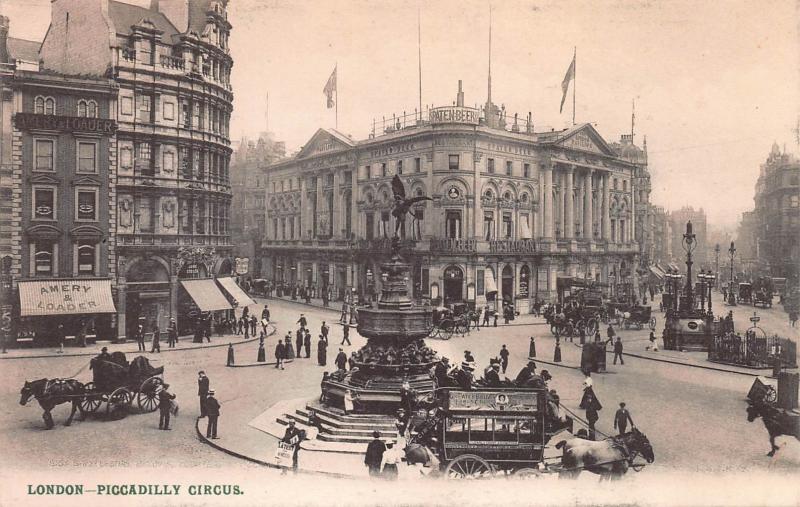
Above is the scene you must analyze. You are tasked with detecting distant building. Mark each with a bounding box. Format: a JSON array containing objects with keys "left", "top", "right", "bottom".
[
  {"left": 669, "top": 206, "right": 708, "bottom": 268},
  {"left": 230, "top": 132, "right": 285, "bottom": 272},
  {"left": 743, "top": 143, "right": 799, "bottom": 285}
]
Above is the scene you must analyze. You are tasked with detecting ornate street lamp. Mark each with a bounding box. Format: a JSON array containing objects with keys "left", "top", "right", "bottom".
[
  {"left": 681, "top": 221, "right": 697, "bottom": 312},
  {"left": 728, "top": 241, "right": 736, "bottom": 305}
]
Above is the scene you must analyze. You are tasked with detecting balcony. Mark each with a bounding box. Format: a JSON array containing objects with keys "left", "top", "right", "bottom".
[
  {"left": 430, "top": 238, "right": 476, "bottom": 254},
  {"left": 117, "top": 233, "right": 232, "bottom": 248},
  {"left": 159, "top": 54, "right": 186, "bottom": 70}
]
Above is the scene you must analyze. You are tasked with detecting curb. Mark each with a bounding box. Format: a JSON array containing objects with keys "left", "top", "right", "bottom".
[
  {"left": 193, "top": 417, "right": 354, "bottom": 479},
  {"left": 620, "top": 351, "right": 763, "bottom": 377},
  {"left": 0, "top": 332, "right": 269, "bottom": 361},
  {"left": 228, "top": 359, "right": 295, "bottom": 368}
]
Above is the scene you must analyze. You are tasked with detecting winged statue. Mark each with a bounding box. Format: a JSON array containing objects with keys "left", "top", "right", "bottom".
[{"left": 391, "top": 174, "right": 432, "bottom": 238}]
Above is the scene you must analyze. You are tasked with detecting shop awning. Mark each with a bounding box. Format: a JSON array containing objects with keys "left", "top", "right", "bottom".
[
  {"left": 649, "top": 265, "right": 666, "bottom": 280},
  {"left": 216, "top": 277, "right": 256, "bottom": 308},
  {"left": 180, "top": 279, "right": 233, "bottom": 312},
  {"left": 19, "top": 279, "right": 116, "bottom": 317},
  {"left": 519, "top": 220, "right": 533, "bottom": 240},
  {"left": 485, "top": 269, "right": 498, "bottom": 294}
]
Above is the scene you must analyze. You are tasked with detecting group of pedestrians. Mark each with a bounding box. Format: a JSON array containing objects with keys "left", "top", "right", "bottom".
[
  {"left": 153, "top": 370, "right": 221, "bottom": 439},
  {"left": 364, "top": 431, "right": 402, "bottom": 479}
]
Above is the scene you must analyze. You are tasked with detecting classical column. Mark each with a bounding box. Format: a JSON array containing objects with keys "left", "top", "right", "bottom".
[
  {"left": 332, "top": 170, "right": 341, "bottom": 238},
  {"left": 542, "top": 164, "right": 553, "bottom": 238},
  {"left": 299, "top": 177, "right": 308, "bottom": 238},
  {"left": 602, "top": 173, "right": 611, "bottom": 240},
  {"left": 169, "top": 274, "right": 178, "bottom": 324},
  {"left": 565, "top": 166, "right": 575, "bottom": 238},
  {"left": 584, "top": 169, "right": 593, "bottom": 240},
  {"left": 315, "top": 174, "right": 323, "bottom": 238},
  {"left": 116, "top": 277, "right": 127, "bottom": 342}
]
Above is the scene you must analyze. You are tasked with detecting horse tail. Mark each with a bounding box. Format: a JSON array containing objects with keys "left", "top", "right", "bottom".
[{"left": 555, "top": 440, "right": 567, "bottom": 450}]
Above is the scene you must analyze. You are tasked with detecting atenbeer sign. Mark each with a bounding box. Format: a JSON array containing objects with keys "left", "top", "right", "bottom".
[
  {"left": 428, "top": 106, "right": 480, "bottom": 125},
  {"left": 19, "top": 279, "right": 117, "bottom": 317}
]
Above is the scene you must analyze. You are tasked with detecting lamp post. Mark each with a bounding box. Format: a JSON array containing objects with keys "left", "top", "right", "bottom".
[
  {"left": 728, "top": 241, "right": 736, "bottom": 304},
  {"left": 698, "top": 271, "right": 707, "bottom": 311},
  {"left": 681, "top": 221, "right": 697, "bottom": 313},
  {"left": 714, "top": 244, "right": 720, "bottom": 292},
  {"left": 707, "top": 271, "right": 715, "bottom": 313}
]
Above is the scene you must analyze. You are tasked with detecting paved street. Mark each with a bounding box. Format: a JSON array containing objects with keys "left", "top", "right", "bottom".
[{"left": 3, "top": 295, "right": 798, "bottom": 486}]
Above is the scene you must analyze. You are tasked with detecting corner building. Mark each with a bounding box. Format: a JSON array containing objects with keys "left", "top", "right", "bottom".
[
  {"left": 261, "top": 88, "right": 640, "bottom": 312},
  {"left": 37, "top": 0, "right": 235, "bottom": 339}
]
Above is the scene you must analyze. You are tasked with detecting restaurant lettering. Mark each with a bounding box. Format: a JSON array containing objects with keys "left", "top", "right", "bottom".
[
  {"left": 429, "top": 106, "right": 480, "bottom": 125},
  {"left": 13, "top": 113, "right": 117, "bottom": 135},
  {"left": 369, "top": 143, "right": 416, "bottom": 158}
]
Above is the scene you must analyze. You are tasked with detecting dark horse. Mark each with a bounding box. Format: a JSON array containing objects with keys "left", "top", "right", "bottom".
[
  {"left": 555, "top": 428, "right": 655, "bottom": 480},
  {"left": 20, "top": 379, "right": 87, "bottom": 429},
  {"left": 746, "top": 400, "right": 799, "bottom": 456}
]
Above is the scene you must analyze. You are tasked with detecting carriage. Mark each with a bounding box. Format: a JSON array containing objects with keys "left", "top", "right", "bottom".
[
  {"left": 621, "top": 305, "right": 656, "bottom": 331},
  {"left": 737, "top": 282, "right": 753, "bottom": 304},
  {"left": 79, "top": 352, "right": 165, "bottom": 416},
  {"left": 428, "top": 307, "right": 470, "bottom": 340},
  {"left": 433, "top": 387, "right": 571, "bottom": 478}
]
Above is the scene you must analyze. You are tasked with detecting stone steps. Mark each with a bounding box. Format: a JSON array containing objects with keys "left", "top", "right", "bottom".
[{"left": 274, "top": 403, "right": 399, "bottom": 446}]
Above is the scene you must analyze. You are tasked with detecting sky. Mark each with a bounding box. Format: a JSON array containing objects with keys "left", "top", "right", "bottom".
[{"left": 2, "top": 0, "right": 798, "bottom": 228}]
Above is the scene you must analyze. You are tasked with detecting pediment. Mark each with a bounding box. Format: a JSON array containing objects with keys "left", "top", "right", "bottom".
[
  {"left": 26, "top": 223, "right": 63, "bottom": 239},
  {"left": 72, "top": 176, "right": 102, "bottom": 187},
  {"left": 70, "top": 225, "right": 105, "bottom": 239},
  {"left": 296, "top": 129, "right": 355, "bottom": 159},
  {"left": 555, "top": 124, "right": 616, "bottom": 157},
  {"left": 29, "top": 173, "right": 60, "bottom": 185}
]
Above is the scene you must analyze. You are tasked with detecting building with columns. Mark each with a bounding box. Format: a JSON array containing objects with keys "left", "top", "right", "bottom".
[{"left": 260, "top": 84, "right": 640, "bottom": 311}]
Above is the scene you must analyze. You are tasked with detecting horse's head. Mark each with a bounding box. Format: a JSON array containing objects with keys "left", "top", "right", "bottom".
[
  {"left": 746, "top": 402, "right": 761, "bottom": 423},
  {"left": 629, "top": 428, "right": 655, "bottom": 463},
  {"left": 19, "top": 380, "right": 39, "bottom": 405}
]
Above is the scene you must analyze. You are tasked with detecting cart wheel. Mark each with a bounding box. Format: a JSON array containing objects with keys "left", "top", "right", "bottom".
[
  {"left": 79, "top": 382, "right": 101, "bottom": 413},
  {"left": 513, "top": 468, "right": 543, "bottom": 479},
  {"left": 441, "top": 328, "right": 453, "bottom": 340},
  {"left": 649, "top": 317, "right": 657, "bottom": 330},
  {"left": 764, "top": 385, "right": 777, "bottom": 403},
  {"left": 137, "top": 376, "right": 163, "bottom": 413},
  {"left": 445, "top": 454, "right": 494, "bottom": 479},
  {"left": 107, "top": 387, "right": 132, "bottom": 416}
]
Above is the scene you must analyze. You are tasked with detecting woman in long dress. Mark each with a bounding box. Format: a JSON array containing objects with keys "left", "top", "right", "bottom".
[
  {"left": 284, "top": 336, "right": 295, "bottom": 360},
  {"left": 343, "top": 389, "right": 354, "bottom": 415},
  {"left": 257, "top": 337, "right": 266, "bottom": 362},
  {"left": 317, "top": 336, "right": 327, "bottom": 366}
]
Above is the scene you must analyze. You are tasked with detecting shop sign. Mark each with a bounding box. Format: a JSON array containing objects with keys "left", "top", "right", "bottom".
[
  {"left": 429, "top": 106, "right": 479, "bottom": 126},
  {"left": 14, "top": 113, "right": 117, "bottom": 135},
  {"left": 235, "top": 257, "right": 250, "bottom": 275}
]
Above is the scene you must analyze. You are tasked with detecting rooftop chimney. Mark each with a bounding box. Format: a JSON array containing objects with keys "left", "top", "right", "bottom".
[{"left": 456, "top": 80, "right": 464, "bottom": 107}]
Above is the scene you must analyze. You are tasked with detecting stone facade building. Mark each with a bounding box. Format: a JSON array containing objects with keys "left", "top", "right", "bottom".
[
  {"left": 669, "top": 206, "right": 708, "bottom": 268},
  {"left": 260, "top": 85, "right": 641, "bottom": 311}
]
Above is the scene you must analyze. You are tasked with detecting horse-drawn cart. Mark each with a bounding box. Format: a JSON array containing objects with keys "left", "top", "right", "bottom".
[
  {"left": 621, "top": 306, "right": 656, "bottom": 331},
  {"left": 428, "top": 307, "right": 470, "bottom": 340},
  {"left": 81, "top": 352, "right": 165, "bottom": 416}
]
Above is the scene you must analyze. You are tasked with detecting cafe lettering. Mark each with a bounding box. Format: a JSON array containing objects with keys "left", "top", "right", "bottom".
[{"left": 13, "top": 113, "right": 117, "bottom": 135}]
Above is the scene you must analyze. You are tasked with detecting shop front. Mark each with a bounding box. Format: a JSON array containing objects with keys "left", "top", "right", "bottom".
[
  {"left": 179, "top": 278, "right": 233, "bottom": 338},
  {"left": 16, "top": 278, "right": 117, "bottom": 347}
]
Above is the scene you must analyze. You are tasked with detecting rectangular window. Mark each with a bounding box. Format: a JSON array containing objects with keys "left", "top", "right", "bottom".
[
  {"left": 506, "top": 161, "right": 513, "bottom": 176},
  {"left": 503, "top": 212, "right": 513, "bottom": 238},
  {"left": 34, "top": 240, "right": 54, "bottom": 275},
  {"left": 477, "top": 269, "right": 485, "bottom": 296},
  {"left": 163, "top": 150, "right": 175, "bottom": 172},
  {"left": 163, "top": 101, "right": 175, "bottom": 121},
  {"left": 365, "top": 213, "right": 375, "bottom": 240},
  {"left": 381, "top": 163, "right": 387, "bottom": 178},
  {"left": 397, "top": 160, "right": 403, "bottom": 175},
  {"left": 449, "top": 154, "right": 460, "bottom": 170},
  {"left": 77, "top": 241, "right": 96, "bottom": 275},
  {"left": 121, "top": 96, "right": 134, "bottom": 116},
  {"left": 137, "top": 95, "right": 152, "bottom": 122},
  {"left": 77, "top": 141, "right": 97, "bottom": 173},
  {"left": 33, "top": 187, "right": 56, "bottom": 220},
  {"left": 120, "top": 146, "right": 133, "bottom": 168},
  {"left": 415, "top": 157, "right": 421, "bottom": 173},
  {"left": 613, "top": 178, "right": 619, "bottom": 190},
  {"left": 446, "top": 210, "right": 462, "bottom": 239},
  {"left": 623, "top": 180, "right": 628, "bottom": 192},
  {"left": 181, "top": 100, "right": 191, "bottom": 128},
  {"left": 487, "top": 158, "right": 495, "bottom": 174},
  {"left": 272, "top": 218, "right": 278, "bottom": 238},
  {"left": 484, "top": 211, "right": 494, "bottom": 240},
  {"left": 76, "top": 189, "right": 98, "bottom": 221},
  {"left": 137, "top": 196, "right": 154, "bottom": 232},
  {"left": 524, "top": 163, "right": 530, "bottom": 178},
  {"left": 381, "top": 211, "right": 390, "bottom": 238},
  {"left": 35, "top": 139, "right": 54, "bottom": 171}
]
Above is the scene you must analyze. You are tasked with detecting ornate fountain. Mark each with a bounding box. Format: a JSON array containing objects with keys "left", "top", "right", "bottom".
[{"left": 321, "top": 178, "right": 437, "bottom": 414}]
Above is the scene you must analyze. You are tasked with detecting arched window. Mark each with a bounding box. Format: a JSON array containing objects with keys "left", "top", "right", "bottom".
[
  {"left": 44, "top": 97, "right": 55, "bottom": 115},
  {"left": 78, "top": 100, "right": 98, "bottom": 118},
  {"left": 77, "top": 100, "right": 87, "bottom": 117}
]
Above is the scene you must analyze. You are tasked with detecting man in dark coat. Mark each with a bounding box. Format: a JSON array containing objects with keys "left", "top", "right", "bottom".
[
  {"left": 484, "top": 363, "right": 502, "bottom": 387},
  {"left": 454, "top": 363, "right": 474, "bottom": 390},
  {"left": 364, "top": 431, "right": 387, "bottom": 477},
  {"left": 321, "top": 322, "right": 330, "bottom": 342},
  {"left": 158, "top": 384, "right": 176, "bottom": 430},
  {"left": 205, "top": 389, "right": 220, "bottom": 439},
  {"left": 198, "top": 371, "right": 209, "bottom": 417},
  {"left": 167, "top": 319, "right": 178, "bottom": 347},
  {"left": 275, "top": 340, "right": 285, "bottom": 369},
  {"left": 303, "top": 331, "right": 311, "bottom": 358},
  {"left": 614, "top": 402, "right": 634, "bottom": 435},
  {"left": 340, "top": 324, "right": 350, "bottom": 345},
  {"left": 295, "top": 330, "right": 304, "bottom": 360},
  {"left": 317, "top": 336, "right": 328, "bottom": 366},
  {"left": 282, "top": 421, "right": 302, "bottom": 471},
  {"left": 399, "top": 382, "right": 416, "bottom": 414},
  {"left": 515, "top": 361, "right": 537, "bottom": 385},
  {"left": 335, "top": 348, "right": 348, "bottom": 371},
  {"left": 135, "top": 324, "right": 145, "bottom": 352},
  {"left": 499, "top": 344, "right": 510, "bottom": 374},
  {"left": 297, "top": 314, "right": 307, "bottom": 329},
  {"left": 434, "top": 357, "right": 450, "bottom": 387},
  {"left": 261, "top": 306, "right": 270, "bottom": 322},
  {"left": 613, "top": 337, "right": 624, "bottom": 365}
]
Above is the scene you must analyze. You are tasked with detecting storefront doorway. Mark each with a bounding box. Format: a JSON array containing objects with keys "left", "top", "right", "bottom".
[
  {"left": 443, "top": 265, "right": 464, "bottom": 306},
  {"left": 502, "top": 264, "right": 514, "bottom": 304}
]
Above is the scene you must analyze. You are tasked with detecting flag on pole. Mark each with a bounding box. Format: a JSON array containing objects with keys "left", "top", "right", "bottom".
[
  {"left": 323, "top": 65, "right": 337, "bottom": 109},
  {"left": 559, "top": 54, "right": 575, "bottom": 113}
]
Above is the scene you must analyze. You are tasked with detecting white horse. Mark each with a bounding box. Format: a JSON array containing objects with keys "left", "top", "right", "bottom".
[{"left": 553, "top": 428, "right": 655, "bottom": 480}]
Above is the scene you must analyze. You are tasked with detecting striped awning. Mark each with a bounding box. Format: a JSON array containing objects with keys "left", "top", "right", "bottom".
[
  {"left": 216, "top": 277, "right": 256, "bottom": 308},
  {"left": 485, "top": 269, "right": 498, "bottom": 294},
  {"left": 180, "top": 279, "right": 233, "bottom": 312},
  {"left": 19, "top": 279, "right": 116, "bottom": 317},
  {"left": 519, "top": 220, "right": 533, "bottom": 240},
  {"left": 649, "top": 265, "right": 666, "bottom": 280}
]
